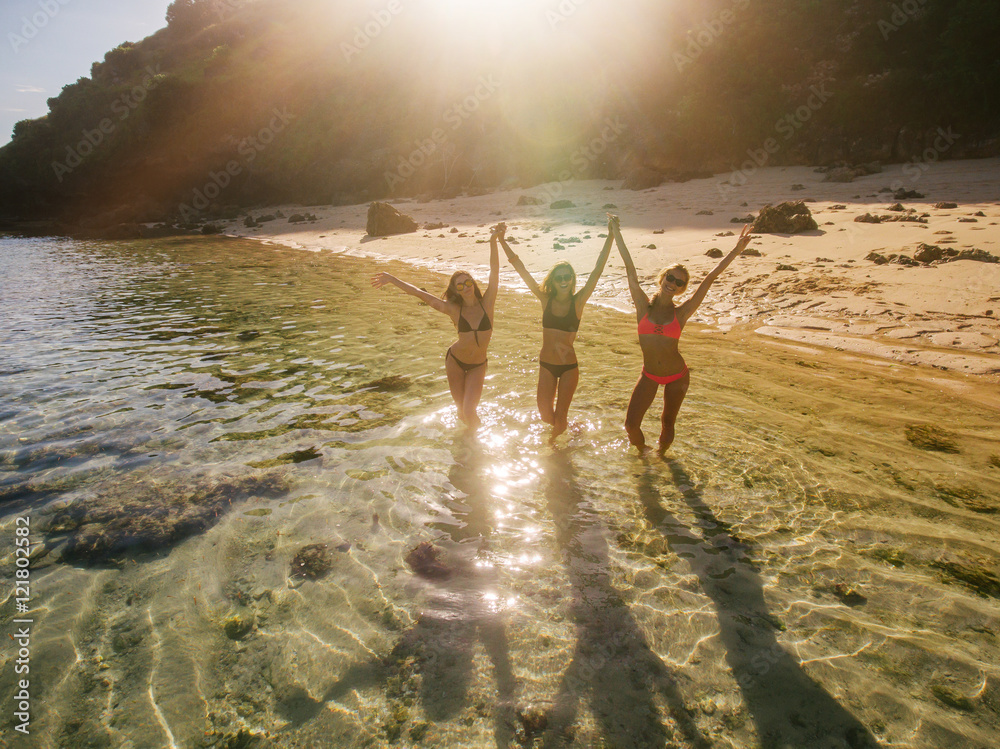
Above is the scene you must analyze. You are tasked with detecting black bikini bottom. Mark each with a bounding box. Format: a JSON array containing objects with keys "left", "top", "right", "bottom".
[
  {"left": 447, "top": 348, "right": 487, "bottom": 372},
  {"left": 540, "top": 361, "right": 579, "bottom": 378}
]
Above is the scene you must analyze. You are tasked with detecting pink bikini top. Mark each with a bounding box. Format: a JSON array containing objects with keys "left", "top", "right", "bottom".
[{"left": 638, "top": 312, "right": 682, "bottom": 339}]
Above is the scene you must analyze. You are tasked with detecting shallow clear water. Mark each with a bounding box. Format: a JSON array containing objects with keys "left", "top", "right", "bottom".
[{"left": 1, "top": 235, "right": 999, "bottom": 748}]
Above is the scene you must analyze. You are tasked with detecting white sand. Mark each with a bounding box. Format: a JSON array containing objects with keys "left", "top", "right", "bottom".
[{"left": 225, "top": 157, "right": 1000, "bottom": 379}]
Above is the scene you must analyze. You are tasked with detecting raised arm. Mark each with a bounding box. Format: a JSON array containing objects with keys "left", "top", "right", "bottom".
[
  {"left": 575, "top": 217, "right": 615, "bottom": 307},
  {"left": 679, "top": 224, "right": 752, "bottom": 321},
  {"left": 482, "top": 223, "right": 502, "bottom": 310},
  {"left": 496, "top": 223, "right": 544, "bottom": 300},
  {"left": 371, "top": 272, "right": 451, "bottom": 314},
  {"left": 610, "top": 215, "right": 650, "bottom": 317}
]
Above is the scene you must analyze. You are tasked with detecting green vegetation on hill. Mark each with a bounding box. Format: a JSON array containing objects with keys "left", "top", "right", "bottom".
[{"left": 1, "top": 0, "right": 998, "bottom": 231}]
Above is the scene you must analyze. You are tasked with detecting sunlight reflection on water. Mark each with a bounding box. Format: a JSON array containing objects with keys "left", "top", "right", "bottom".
[{"left": 1, "top": 236, "right": 999, "bottom": 748}]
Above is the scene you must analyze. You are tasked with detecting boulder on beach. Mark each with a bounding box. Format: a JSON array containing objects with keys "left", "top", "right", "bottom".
[
  {"left": 913, "top": 243, "right": 946, "bottom": 263},
  {"left": 366, "top": 202, "right": 418, "bottom": 237},
  {"left": 623, "top": 167, "right": 664, "bottom": 191},
  {"left": 751, "top": 202, "right": 818, "bottom": 234},
  {"left": 516, "top": 195, "right": 544, "bottom": 206}
]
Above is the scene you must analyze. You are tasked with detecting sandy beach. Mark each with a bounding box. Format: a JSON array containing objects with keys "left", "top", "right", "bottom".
[{"left": 222, "top": 157, "right": 1000, "bottom": 384}]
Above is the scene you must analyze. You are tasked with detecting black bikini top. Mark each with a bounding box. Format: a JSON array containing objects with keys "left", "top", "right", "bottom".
[
  {"left": 542, "top": 295, "right": 579, "bottom": 333},
  {"left": 458, "top": 300, "right": 492, "bottom": 344}
]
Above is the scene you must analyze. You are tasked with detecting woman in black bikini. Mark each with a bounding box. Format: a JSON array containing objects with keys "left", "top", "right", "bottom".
[
  {"left": 371, "top": 225, "right": 501, "bottom": 428},
  {"left": 612, "top": 219, "right": 752, "bottom": 454},
  {"left": 498, "top": 217, "right": 614, "bottom": 438}
]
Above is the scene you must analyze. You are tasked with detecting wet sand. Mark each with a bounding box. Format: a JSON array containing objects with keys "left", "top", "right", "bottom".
[{"left": 225, "top": 157, "right": 1000, "bottom": 380}]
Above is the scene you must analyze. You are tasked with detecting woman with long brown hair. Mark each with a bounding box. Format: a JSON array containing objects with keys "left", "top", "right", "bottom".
[{"left": 371, "top": 225, "right": 502, "bottom": 428}]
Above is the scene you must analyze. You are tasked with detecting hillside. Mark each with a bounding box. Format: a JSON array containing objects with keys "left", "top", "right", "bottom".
[{"left": 1, "top": 0, "right": 998, "bottom": 234}]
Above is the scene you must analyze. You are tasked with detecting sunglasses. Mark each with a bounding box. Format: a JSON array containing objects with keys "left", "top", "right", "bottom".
[
  {"left": 665, "top": 274, "right": 688, "bottom": 287},
  {"left": 553, "top": 273, "right": 574, "bottom": 283},
  {"left": 455, "top": 279, "right": 474, "bottom": 290}
]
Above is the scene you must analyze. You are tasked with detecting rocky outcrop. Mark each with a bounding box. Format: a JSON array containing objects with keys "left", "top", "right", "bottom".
[
  {"left": 623, "top": 167, "right": 664, "bottom": 191},
  {"left": 867, "top": 245, "right": 998, "bottom": 266},
  {"left": 751, "top": 202, "right": 818, "bottom": 234},
  {"left": 366, "top": 202, "right": 418, "bottom": 237},
  {"left": 39, "top": 470, "right": 290, "bottom": 564}
]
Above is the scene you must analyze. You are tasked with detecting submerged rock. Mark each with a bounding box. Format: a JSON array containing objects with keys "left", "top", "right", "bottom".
[
  {"left": 930, "top": 684, "right": 975, "bottom": 711},
  {"left": 517, "top": 704, "right": 549, "bottom": 738},
  {"left": 290, "top": 543, "right": 335, "bottom": 580},
  {"left": 905, "top": 424, "right": 959, "bottom": 452},
  {"left": 931, "top": 557, "right": 1000, "bottom": 597},
  {"left": 405, "top": 541, "right": 452, "bottom": 580},
  {"left": 752, "top": 202, "right": 818, "bottom": 234},
  {"left": 831, "top": 583, "right": 867, "bottom": 606},
  {"left": 549, "top": 200, "right": 575, "bottom": 209},
  {"left": 361, "top": 375, "right": 411, "bottom": 392},
  {"left": 224, "top": 612, "right": 255, "bottom": 640},
  {"left": 46, "top": 470, "right": 290, "bottom": 564},
  {"left": 366, "top": 202, "right": 418, "bottom": 237}
]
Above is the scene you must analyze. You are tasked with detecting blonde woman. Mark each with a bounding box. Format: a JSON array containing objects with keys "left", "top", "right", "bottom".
[{"left": 612, "top": 220, "right": 752, "bottom": 454}]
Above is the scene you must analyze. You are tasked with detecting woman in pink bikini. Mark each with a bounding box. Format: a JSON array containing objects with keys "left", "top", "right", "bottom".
[{"left": 611, "top": 218, "right": 753, "bottom": 454}]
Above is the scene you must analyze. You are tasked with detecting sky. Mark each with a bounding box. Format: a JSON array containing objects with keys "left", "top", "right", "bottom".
[{"left": 0, "top": 0, "right": 173, "bottom": 147}]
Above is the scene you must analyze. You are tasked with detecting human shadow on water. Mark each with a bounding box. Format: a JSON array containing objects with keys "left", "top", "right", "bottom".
[
  {"left": 322, "top": 437, "right": 517, "bottom": 747},
  {"left": 539, "top": 448, "right": 710, "bottom": 748},
  {"left": 635, "top": 458, "right": 881, "bottom": 749}
]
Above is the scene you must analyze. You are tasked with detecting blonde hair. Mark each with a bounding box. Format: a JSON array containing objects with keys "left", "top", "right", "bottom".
[{"left": 651, "top": 264, "right": 689, "bottom": 306}]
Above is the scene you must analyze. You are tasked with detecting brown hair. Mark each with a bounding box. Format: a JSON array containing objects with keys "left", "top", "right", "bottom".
[
  {"left": 443, "top": 271, "right": 483, "bottom": 306},
  {"left": 541, "top": 262, "right": 576, "bottom": 298}
]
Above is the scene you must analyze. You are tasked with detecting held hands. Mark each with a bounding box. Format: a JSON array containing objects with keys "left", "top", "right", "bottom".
[
  {"left": 371, "top": 272, "right": 395, "bottom": 289},
  {"left": 490, "top": 222, "right": 507, "bottom": 241},
  {"left": 608, "top": 213, "right": 622, "bottom": 238}
]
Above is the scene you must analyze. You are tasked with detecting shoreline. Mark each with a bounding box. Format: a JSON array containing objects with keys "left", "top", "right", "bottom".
[
  {"left": 217, "top": 159, "right": 995, "bottom": 382},
  {"left": 225, "top": 159, "right": 1000, "bottom": 382}
]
